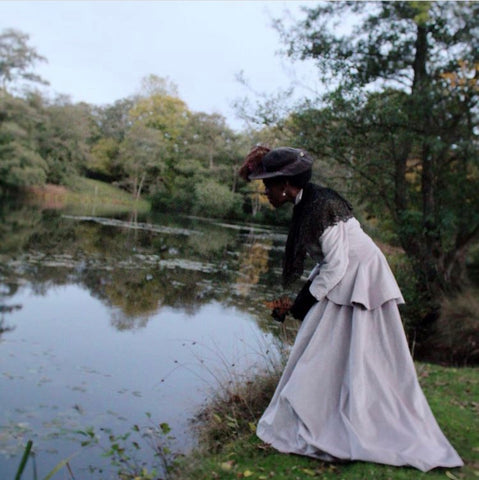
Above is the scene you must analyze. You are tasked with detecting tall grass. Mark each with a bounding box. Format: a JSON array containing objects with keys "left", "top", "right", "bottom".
[{"left": 165, "top": 322, "right": 294, "bottom": 453}]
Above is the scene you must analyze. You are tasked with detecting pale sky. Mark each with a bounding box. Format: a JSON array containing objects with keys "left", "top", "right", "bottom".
[{"left": 0, "top": 1, "right": 319, "bottom": 131}]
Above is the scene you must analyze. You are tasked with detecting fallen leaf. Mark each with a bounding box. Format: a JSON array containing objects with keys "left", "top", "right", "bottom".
[
  {"left": 243, "top": 470, "right": 254, "bottom": 477},
  {"left": 220, "top": 460, "right": 234, "bottom": 471},
  {"left": 302, "top": 468, "right": 317, "bottom": 476}
]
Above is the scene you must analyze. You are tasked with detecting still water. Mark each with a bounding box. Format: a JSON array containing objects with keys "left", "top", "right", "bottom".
[{"left": 0, "top": 203, "right": 294, "bottom": 478}]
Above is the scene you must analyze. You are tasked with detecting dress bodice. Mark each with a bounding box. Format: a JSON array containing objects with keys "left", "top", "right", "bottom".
[{"left": 307, "top": 218, "right": 404, "bottom": 310}]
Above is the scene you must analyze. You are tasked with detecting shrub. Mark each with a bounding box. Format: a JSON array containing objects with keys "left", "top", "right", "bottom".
[
  {"left": 425, "top": 289, "right": 479, "bottom": 366},
  {"left": 193, "top": 179, "right": 241, "bottom": 219}
]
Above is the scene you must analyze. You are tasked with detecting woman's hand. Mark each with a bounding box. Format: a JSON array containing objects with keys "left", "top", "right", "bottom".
[{"left": 289, "top": 280, "right": 318, "bottom": 321}]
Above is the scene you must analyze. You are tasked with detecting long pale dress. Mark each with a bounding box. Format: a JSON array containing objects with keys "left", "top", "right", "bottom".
[{"left": 257, "top": 217, "right": 463, "bottom": 472}]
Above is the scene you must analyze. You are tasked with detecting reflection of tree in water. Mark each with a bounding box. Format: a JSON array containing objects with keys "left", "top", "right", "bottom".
[
  {"left": 0, "top": 204, "right": 291, "bottom": 331},
  {"left": 0, "top": 307, "right": 17, "bottom": 337},
  {"left": 105, "top": 269, "right": 162, "bottom": 328},
  {"left": 0, "top": 279, "right": 20, "bottom": 339},
  {"left": 110, "top": 308, "right": 150, "bottom": 331},
  {"left": 0, "top": 200, "right": 44, "bottom": 256},
  {"left": 107, "top": 266, "right": 224, "bottom": 329},
  {"left": 235, "top": 232, "right": 272, "bottom": 297},
  {"left": 0, "top": 204, "right": 24, "bottom": 337},
  {"left": 186, "top": 226, "right": 234, "bottom": 259}
]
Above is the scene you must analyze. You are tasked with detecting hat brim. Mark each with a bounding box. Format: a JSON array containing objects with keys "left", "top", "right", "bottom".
[
  {"left": 248, "top": 171, "right": 287, "bottom": 180},
  {"left": 248, "top": 161, "right": 312, "bottom": 181}
]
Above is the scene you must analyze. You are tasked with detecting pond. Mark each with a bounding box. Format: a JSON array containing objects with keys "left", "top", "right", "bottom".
[{"left": 0, "top": 202, "right": 297, "bottom": 479}]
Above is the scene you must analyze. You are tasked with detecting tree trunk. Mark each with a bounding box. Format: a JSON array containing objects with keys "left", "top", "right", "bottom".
[
  {"left": 410, "top": 22, "right": 445, "bottom": 301},
  {"left": 135, "top": 172, "right": 146, "bottom": 200},
  {"left": 393, "top": 149, "right": 409, "bottom": 222},
  {"left": 231, "top": 165, "right": 237, "bottom": 193},
  {"left": 209, "top": 149, "right": 214, "bottom": 169}
]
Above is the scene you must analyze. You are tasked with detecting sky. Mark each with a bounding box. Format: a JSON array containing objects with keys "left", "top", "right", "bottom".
[{"left": 0, "top": 1, "right": 319, "bottom": 131}]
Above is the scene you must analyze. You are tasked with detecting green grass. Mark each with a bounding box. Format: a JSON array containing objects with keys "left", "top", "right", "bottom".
[
  {"left": 172, "top": 363, "right": 478, "bottom": 480},
  {"left": 27, "top": 177, "right": 151, "bottom": 217},
  {"left": 46, "top": 177, "right": 151, "bottom": 216}
]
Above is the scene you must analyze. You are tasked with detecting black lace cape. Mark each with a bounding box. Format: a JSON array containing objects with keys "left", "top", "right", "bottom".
[{"left": 283, "top": 183, "right": 353, "bottom": 287}]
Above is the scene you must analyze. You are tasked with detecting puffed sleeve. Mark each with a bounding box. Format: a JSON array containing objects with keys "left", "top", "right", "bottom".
[{"left": 309, "top": 221, "right": 349, "bottom": 301}]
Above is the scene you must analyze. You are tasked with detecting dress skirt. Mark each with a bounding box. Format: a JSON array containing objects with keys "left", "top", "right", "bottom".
[{"left": 256, "top": 299, "right": 463, "bottom": 472}]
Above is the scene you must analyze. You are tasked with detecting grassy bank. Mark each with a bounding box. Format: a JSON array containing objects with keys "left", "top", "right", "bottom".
[
  {"left": 27, "top": 177, "right": 150, "bottom": 216},
  {"left": 173, "top": 363, "right": 478, "bottom": 480}
]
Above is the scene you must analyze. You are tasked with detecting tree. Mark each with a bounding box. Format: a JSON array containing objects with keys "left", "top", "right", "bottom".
[
  {"left": 0, "top": 92, "right": 48, "bottom": 192},
  {"left": 193, "top": 178, "right": 241, "bottom": 218},
  {"left": 95, "top": 97, "right": 136, "bottom": 143},
  {"left": 0, "top": 29, "right": 49, "bottom": 192},
  {"left": 182, "top": 112, "right": 245, "bottom": 193},
  {"left": 87, "top": 97, "right": 137, "bottom": 182},
  {"left": 0, "top": 28, "right": 47, "bottom": 92},
  {"left": 119, "top": 77, "right": 190, "bottom": 199},
  {"left": 129, "top": 92, "right": 189, "bottom": 146},
  {"left": 119, "top": 123, "right": 165, "bottom": 199},
  {"left": 88, "top": 137, "right": 121, "bottom": 180},
  {"left": 36, "top": 95, "right": 97, "bottom": 185},
  {"left": 183, "top": 112, "right": 230, "bottom": 170},
  {"left": 277, "top": 1, "right": 479, "bottom": 323},
  {"left": 139, "top": 74, "right": 179, "bottom": 98}
]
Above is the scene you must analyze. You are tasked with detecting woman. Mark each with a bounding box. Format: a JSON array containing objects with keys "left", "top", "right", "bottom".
[{"left": 239, "top": 145, "right": 463, "bottom": 472}]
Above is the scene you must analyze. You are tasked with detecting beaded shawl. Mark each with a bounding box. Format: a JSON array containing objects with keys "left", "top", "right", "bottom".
[{"left": 283, "top": 183, "right": 353, "bottom": 287}]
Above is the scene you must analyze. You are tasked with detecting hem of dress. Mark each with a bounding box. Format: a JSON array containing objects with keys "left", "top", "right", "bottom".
[{"left": 256, "top": 430, "right": 463, "bottom": 472}]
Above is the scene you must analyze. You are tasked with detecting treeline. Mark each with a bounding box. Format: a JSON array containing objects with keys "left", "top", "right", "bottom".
[{"left": 0, "top": 29, "right": 289, "bottom": 223}]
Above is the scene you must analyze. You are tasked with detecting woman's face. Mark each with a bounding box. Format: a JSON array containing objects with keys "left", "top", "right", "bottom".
[{"left": 263, "top": 178, "right": 288, "bottom": 208}]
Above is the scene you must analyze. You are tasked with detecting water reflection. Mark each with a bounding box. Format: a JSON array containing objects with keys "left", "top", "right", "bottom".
[
  {"left": 0, "top": 202, "right": 295, "bottom": 478},
  {"left": 1, "top": 208, "right": 281, "bottom": 326}
]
